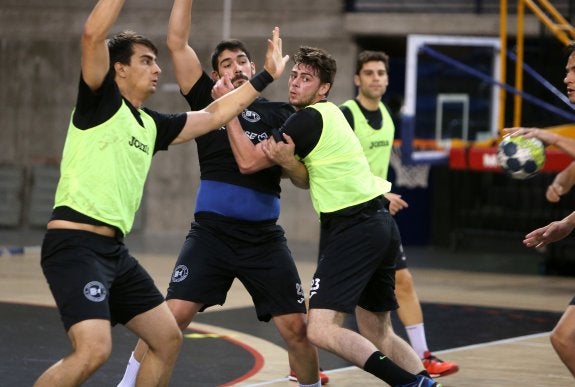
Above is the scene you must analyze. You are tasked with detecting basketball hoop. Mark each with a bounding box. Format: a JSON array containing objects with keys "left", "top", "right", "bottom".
[{"left": 390, "top": 148, "right": 430, "bottom": 189}]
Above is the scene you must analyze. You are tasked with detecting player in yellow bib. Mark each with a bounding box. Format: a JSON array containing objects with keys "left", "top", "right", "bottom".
[
  {"left": 215, "top": 46, "right": 441, "bottom": 387},
  {"left": 35, "top": 0, "right": 287, "bottom": 385},
  {"left": 339, "top": 50, "right": 458, "bottom": 378}
]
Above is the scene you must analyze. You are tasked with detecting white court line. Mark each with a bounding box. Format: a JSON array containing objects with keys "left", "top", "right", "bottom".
[{"left": 241, "top": 331, "right": 552, "bottom": 386}]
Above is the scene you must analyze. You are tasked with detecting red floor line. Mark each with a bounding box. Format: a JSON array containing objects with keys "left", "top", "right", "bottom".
[{"left": 187, "top": 326, "right": 266, "bottom": 386}]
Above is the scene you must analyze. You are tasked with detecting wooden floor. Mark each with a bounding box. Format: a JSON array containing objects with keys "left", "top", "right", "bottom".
[{"left": 1, "top": 242, "right": 574, "bottom": 386}]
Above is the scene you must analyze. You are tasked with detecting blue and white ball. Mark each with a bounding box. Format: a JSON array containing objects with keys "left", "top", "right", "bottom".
[{"left": 497, "top": 135, "right": 545, "bottom": 179}]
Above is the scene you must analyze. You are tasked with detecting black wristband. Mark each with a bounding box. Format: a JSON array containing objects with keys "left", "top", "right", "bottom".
[{"left": 249, "top": 69, "right": 274, "bottom": 92}]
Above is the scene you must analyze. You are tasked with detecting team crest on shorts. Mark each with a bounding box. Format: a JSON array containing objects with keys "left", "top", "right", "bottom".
[
  {"left": 83, "top": 281, "right": 107, "bottom": 302},
  {"left": 172, "top": 265, "right": 189, "bottom": 282}
]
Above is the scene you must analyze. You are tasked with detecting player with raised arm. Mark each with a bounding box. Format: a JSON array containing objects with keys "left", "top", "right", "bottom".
[
  {"left": 116, "top": 1, "right": 323, "bottom": 386},
  {"left": 35, "top": 0, "right": 286, "bottom": 385},
  {"left": 216, "top": 45, "right": 441, "bottom": 387}
]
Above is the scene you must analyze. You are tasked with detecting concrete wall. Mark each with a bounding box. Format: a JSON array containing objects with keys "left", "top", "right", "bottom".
[
  {"left": 0, "top": 0, "right": 356, "bottom": 244},
  {"left": 1, "top": 0, "right": 529, "bottom": 244}
]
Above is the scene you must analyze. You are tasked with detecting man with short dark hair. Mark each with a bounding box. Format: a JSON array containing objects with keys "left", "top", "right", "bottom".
[
  {"left": 35, "top": 0, "right": 286, "bottom": 385},
  {"left": 116, "top": 1, "right": 323, "bottom": 386}
]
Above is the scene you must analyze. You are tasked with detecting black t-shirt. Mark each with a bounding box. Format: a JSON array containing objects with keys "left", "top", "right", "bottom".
[
  {"left": 340, "top": 99, "right": 384, "bottom": 130},
  {"left": 73, "top": 72, "right": 186, "bottom": 153},
  {"left": 185, "top": 72, "right": 295, "bottom": 196},
  {"left": 278, "top": 103, "right": 325, "bottom": 159}
]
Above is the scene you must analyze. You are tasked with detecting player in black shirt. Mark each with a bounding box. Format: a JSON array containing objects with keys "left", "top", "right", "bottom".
[{"left": 117, "top": 0, "right": 323, "bottom": 386}]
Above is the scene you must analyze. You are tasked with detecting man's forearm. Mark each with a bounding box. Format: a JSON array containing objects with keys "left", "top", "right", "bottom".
[{"left": 281, "top": 160, "right": 310, "bottom": 189}]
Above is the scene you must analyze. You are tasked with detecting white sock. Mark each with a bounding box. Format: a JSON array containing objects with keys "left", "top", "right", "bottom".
[
  {"left": 405, "top": 323, "right": 429, "bottom": 359},
  {"left": 299, "top": 381, "right": 321, "bottom": 387},
  {"left": 117, "top": 352, "right": 141, "bottom": 387}
]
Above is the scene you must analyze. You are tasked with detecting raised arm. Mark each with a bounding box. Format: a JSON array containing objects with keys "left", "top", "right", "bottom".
[
  {"left": 172, "top": 27, "right": 288, "bottom": 144},
  {"left": 167, "top": 0, "right": 203, "bottom": 94},
  {"left": 81, "top": 0, "right": 125, "bottom": 91}
]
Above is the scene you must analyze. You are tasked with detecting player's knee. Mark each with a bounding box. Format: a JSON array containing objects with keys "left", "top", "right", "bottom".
[
  {"left": 164, "top": 328, "right": 183, "bottom": 351},
  {"left": 306, "top": 320, "right": 326, "bottom": 348},
  {"left": 550, "top": 328, "right": 568, "bottom": 351},
  {"left": 77, "top": 340, "right": 112, "bottom": 371}
]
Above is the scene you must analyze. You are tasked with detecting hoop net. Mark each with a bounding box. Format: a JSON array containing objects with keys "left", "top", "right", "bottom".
[{"left": 389, "top": 148, "right": 431, "bottom": 189}]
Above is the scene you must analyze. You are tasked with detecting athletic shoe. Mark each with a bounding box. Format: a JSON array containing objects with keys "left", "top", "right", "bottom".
[
  {"left": 422, "top": 351, "right": 459, "bottom": 378},
  {"left": 397, "top": 375, "right": 442, "bottom": 387},
  {"left": 288, "top": 368, "right": 329, "bottom": 385}
]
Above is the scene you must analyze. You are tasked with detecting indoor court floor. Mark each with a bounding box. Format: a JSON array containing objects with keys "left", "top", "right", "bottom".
[{"left": 1, "top": 230, "right": 574, "bottom": 386}]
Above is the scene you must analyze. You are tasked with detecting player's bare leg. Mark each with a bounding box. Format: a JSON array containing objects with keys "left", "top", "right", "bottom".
[
  {"left": 550, "top": 304, "right": 575, "bottom": 377},
  {"left": 34, "top": 319, "right": 112, "bottom": 386},
  {"left": 273, "top": 313, "right": 320, "bottom": 385}
]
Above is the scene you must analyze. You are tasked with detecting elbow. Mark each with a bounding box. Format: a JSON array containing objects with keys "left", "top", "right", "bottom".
[
  {"left": 82, "top": 25, "right": 103, "bottom": 47},
  {"left": 238, "top": 163, "right": 260, "bottom": 175},
  {"left": 166, "top": 36, "right": 183, "bottom": 53}
]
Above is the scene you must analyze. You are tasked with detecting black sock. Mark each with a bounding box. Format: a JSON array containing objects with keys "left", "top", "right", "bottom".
[
  {"left": 418, "top": 370, "right": 431, "bottom": 378},
  {"left": 363, "top": 351, "right": 417, "bottom": 385}
]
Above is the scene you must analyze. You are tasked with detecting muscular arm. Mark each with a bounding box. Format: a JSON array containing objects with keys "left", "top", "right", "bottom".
[
  {"left": 167, "top": 0, "right": 203, "bottom": 94},
  {"left": 226, "top": 116, "right": 309, "bottom": 188},
  {"left": 81, "top": 0, "right": 125, "bottom": 91},
  {"left": 262, "top": 133, "right": 310, "bottom": 189},
  {"left": 171, "top": 27, "right": 288, "bottom": 144},
  {"left": 226, "top": 117, "right": 275, "bottom": 172}
]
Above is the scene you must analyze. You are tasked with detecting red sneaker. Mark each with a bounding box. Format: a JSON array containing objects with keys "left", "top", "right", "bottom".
[
  {"left": 422, "top": 351, "right": 459, "bottom": 378},
  {"left": 288, "top": 368, "right": 329, "bottom": 385}
]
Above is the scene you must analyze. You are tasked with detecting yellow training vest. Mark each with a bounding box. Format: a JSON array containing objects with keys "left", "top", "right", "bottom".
[
  {"left": 301, "top": 101, "right": 391, "bottom": 215},
  {"left": 54, "top": 101, "right": 157, "bottom": 235}
]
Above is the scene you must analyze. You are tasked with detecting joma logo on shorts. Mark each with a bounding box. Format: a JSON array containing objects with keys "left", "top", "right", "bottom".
[{"left": 129, "top": 136, "right": 149, "bottom": 154}]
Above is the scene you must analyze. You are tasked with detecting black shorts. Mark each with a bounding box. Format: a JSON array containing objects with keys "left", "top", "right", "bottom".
[
  {"left": 166, "top": 215, "right": 306, "bottom": 322},
  {"left": 312, "top": 196, "right": 400, "bottom": 314},
  {"left": 41, "top": 229, "right": 164, "bottom": 331}
]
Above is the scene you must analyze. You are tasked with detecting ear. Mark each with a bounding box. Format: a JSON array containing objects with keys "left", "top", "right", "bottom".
[
  {"left": 319, "top": 83, "right": 331, "bottom": 98},
  {"left": 353, "top": 74, "right": 360, "bottom": 87},
  {"left": 250, "top": 61, "right": 256, "bottom": 75},
  {"left": 114, "top": 62, "right": 127, "bottom": 78},
  {"left": 210, "top": 70, "right": 220, "bottom": 81}
]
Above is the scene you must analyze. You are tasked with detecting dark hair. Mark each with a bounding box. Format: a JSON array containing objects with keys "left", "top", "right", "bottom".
[
  {"left": 210, "top": 39, "right": 252, "bottom": 71},
  {"left": 107, "top": 30, "right": 158, "bottom": 75},
  {"left": 293, "top": 46, "right": 337, "bottom": 95},
  {"left": 355, "top": 50, "right": 389, "bottom": 75}
]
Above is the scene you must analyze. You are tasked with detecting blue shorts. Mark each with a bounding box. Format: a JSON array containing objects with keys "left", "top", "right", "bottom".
[
  {"left": 41, "top": 229, "right": 164, "bottom": 331},
  {"left": 166, "top": 214, "right": 306, "bottom": 322}
]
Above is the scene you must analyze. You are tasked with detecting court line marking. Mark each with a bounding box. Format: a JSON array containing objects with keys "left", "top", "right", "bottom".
[{"left": 240, "top": 331, "right": 552, "bottom": 386}]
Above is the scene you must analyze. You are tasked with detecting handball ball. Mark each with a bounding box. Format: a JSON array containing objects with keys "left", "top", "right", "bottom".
[{"left": 497, "top": 135, "right": 545, "bottom": 179}]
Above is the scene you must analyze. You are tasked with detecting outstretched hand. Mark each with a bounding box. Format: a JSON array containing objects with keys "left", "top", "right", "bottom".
[
  {"left": 524, "top": 219, "right": 575, "bottom": 248},
  {"left": 263, "top": 27, "right": 289, "bottom": 80}
]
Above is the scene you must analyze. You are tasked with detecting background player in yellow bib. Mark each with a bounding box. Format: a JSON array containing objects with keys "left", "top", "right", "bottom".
[{"left": 339, "top": 50, "right": 459, "bottom": 378}]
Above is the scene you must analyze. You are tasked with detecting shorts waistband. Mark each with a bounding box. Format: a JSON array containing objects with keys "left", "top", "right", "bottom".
[{"left": 320, "top": 195, "right": 388, "bottom": 223}]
